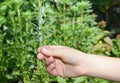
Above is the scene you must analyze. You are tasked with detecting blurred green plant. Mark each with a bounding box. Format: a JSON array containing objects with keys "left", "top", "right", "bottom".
[
  {"left": 112, "top": 39, "right": 120, "bottom": 57},
  {"left": 0, "top": 0, "right": 119, "bottom": 83},
  {"left": 0, "top": 0, "right": 47, "bottom": 83},
  {"left": 41, "top": 0, "right": 106, "bottom": 53}
]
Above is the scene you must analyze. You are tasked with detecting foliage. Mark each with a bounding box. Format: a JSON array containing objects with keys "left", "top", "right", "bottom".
[
  {"left": 0, "top": 0, "right": 45, "bottom": 83},
  {"left": 41, "top": 0, "right": 103, "bottom": 53},
  {"left": 112, "top": 39, "right": 120, "bottom": 57},
  {"left": 0, "top": 0, "right": 119, "bottom": 83}
]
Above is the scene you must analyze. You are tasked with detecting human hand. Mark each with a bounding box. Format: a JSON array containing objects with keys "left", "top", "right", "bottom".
[
  {"left": 37, "top": 45, "right": 87, "bottom": 77},
  {"left": 37, "top": 45, "right": 120, "bottom": 81}
]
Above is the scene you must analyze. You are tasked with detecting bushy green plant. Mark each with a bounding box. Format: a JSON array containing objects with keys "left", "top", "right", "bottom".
[
  {"left": 0, "top": 0, "right": 45, "bottom": 83},
  {"left": 39, "top": 0, "right": 117, "bottom": 83},
  {"left": 0, "top": 0, "right": 119, "bottom": 83},
  {"left": 40, "top": 0, "right": 110, "bottom": 55}
]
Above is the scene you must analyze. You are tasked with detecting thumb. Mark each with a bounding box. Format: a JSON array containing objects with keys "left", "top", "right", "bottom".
[{"left": 39, "top": 46, "right": 64, "bottom": 58}]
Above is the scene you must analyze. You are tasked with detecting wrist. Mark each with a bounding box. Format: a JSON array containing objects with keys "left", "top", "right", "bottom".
[
  {"left": 76, "top": 53, "right": 90, "bottom": 76},
  {"left": 79, "top": 53, "right": 97, "bottom": 76}
]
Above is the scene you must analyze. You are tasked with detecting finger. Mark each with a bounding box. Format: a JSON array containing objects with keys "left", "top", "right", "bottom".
[
  {"left": 37, "top": 53, "right": 44, "bottom": 60},
  {"left": 39, "top": 45, "right": 64, "bottom": 58},
  {"left": 47, "top": 62, "right": 55, "bottom": 72},
  {"left": 38, "top": 45, "right": 63, "bottom": 52},
  {"left": 45, "top": 56, "right": 55, "bottom": 66},
  {"left": 38, "top": 47, "right": 41, "bottom": 53},
  {"left": 49, "top": 68, "right": 58, "bottom": 76}
]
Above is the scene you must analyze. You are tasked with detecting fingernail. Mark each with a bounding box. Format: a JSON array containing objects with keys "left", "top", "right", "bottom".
[{"left": 41, "top": 48, "right": 48, "bottom": 53}]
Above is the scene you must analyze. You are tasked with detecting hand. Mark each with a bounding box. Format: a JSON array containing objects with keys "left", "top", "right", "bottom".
[
  {"left": 37, "top": 45, "right": 87, "bottom": 77},
  {"left": 37, "top": 45, "right": 120, "bottom": 82}
]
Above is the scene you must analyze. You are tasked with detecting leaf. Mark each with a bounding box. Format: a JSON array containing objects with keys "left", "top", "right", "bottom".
[
  {"left": 73, "top": 77, "right": 87, "bottom": 83},
  {"left": 5, "top": 74, "right": 13, "bottom": 79},
  {"left": 12, "top": 70, "right": 20, "bottom": 76},
  {"left": 93, "top": 44, "right": 102, "bottom": 51},
  {"left": 104, "top": 37, "right": 113, "bottom": 46},
  {"left": 57, "top": 76, "right": 66, "bottom": 83},
  {"left": 95, "top": 33, "right": 105, "bottom": 41}
]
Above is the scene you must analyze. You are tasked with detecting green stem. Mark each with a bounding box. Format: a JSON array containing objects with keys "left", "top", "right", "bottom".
[
  {"left": 0, "top": 28, "right": 4, "bottom": 77},
  {"left": 72, "top": 13, "right": 75, "bottom": 29},
  {"left": 17, "top": 6, "right": 25, "bottom": 76},
  {"left": 17, "top": 8, "right": 22, "bottom": 36},
  {"left": 63, "top": 2, "right": 66, "bottom": 24},
  {"left": 81, "top": 10, "right": 84, "bottom": 26},
  {"left": 78, "top": 10, "right": 84, "bottom": 48},
  {"left": 11, "top": 16, "right": 18, "bottom": 58}
]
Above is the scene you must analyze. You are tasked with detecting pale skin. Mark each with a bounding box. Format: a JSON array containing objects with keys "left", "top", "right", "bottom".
[{"left": 37, "top": 45, "right": 120, "bottom": 82}]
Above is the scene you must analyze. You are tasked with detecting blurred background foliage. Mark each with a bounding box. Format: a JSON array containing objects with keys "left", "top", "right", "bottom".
[{"left": 0, "top": 0, "right": 120, "bottom": 83}]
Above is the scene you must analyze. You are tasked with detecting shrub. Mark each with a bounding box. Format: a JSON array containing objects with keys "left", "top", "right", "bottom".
[{"left": 0, "top": 0, "right": 119, "bottom": 83}]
